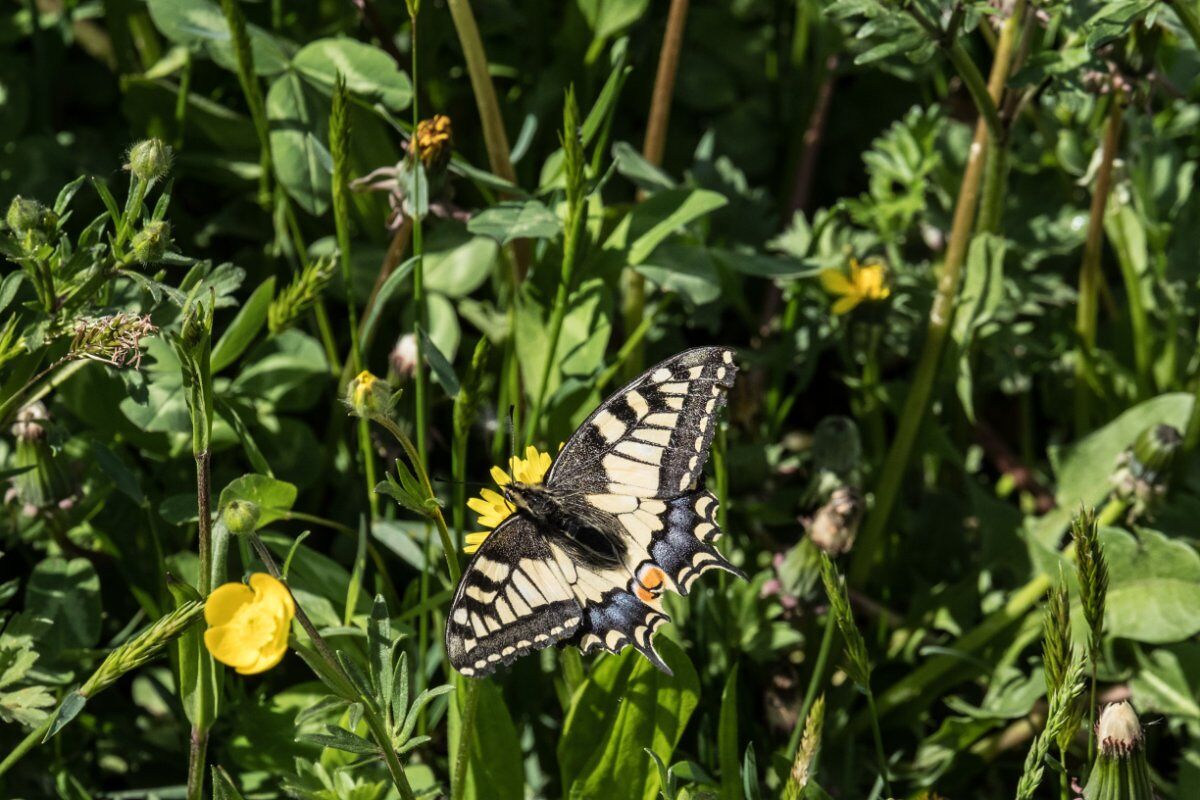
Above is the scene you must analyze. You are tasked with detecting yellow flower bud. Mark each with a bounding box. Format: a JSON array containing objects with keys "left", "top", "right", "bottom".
[
  {"left": 203, "top": 573, "right": 295, "bottom": 675},
  {"left": 346, "top": 370, "right": 393, "bottom": 419},
  {"left": 409, "top": 115, "right": 452, "bottom": 171}
]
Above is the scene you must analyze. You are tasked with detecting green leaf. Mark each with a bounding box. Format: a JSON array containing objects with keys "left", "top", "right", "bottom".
[
  {"left": 468, "top": 200, "right": 561, "bottom": 245},
  {"left": 516, "top": 277, "right": 612, "bottom": 410},
  {"left": 418, "top": 324, "right": 461, "bottom": 398},
  {"left": 26, "top": 558, "right": 102, "bottom": 652},
  {"left": 606, "top": 188, "right": 728, "bottom": 265},
  {"left": 210, "top": 276, "right": 275, "bottom": 372},
  {"left": 43, "top": 690, "right": 87, "bottom": 740},
  {"left": 267, "top": 71, "right": 333, "bottom": 216},
  {"left": 449, "top": 676, "right": 524, "bottom": 800},
  {"left": 1093, "top": 528, "right": 1200, "bottom": 643},
  {"left": 361, "top": 256, "right": 417, "bottom": 345},
  {"left": 368, "top": 595, "right": 392, "bottom": 710},
  {"left": 217, "top": 473, "right": 298, "bottom": 527},
  {"left": 424, "top": 230, "right": 498, "bottom": 299},
  {"left": 212, "top": 766, "right": 248, "bottom": 800},
  {"left": 146, "top": 0, "right": 288, "bottom": 76},
  {"left": 636, "top": 243, "right": 721, "bottom": 308},
  {"left": 1130, "top": 644, "right": 1200, "bottom": 722},
  {"left": 292, "top": 37, "right": 413, "bottom": 110},
  {"left": 559, "top": 638, "right": 700, "bottom": 800},
  {"left": 300, "top": 724, "right": 381, "bottom": 756},
  {"left": 718, "top": 663, "right": 741, "bottom": 800},
  {"left": 612, "top": 141, "right": 675, "bottom": 193}
]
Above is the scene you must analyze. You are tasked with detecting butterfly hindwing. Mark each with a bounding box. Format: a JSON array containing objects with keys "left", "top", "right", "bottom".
[
  {"left": 547, "top": 347, "right": 737, "bottom": 499},
  {"left": 445, "top": 516, "right": 582, "bottom": 677}
]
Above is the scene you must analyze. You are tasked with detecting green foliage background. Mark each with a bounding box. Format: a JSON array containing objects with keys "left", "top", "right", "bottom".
[{"left": 2, "top": 0, "right": 1200, "bottom": 797}]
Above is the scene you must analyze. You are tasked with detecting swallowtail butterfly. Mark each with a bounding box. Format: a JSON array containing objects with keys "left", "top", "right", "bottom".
[{"left": 446, "top": 347, "right": 742, "bottom": 677}]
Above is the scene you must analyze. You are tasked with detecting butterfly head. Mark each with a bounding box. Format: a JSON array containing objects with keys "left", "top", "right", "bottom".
[{"left": 503, "top": 481, "right": 555, "bottom": 521}]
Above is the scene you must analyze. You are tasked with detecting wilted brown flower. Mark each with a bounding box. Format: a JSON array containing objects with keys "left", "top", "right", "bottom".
[
  {"left": 409, "top": 114, "right": 452, "bottom": 170},
  {"left": 69, "top": 313, "right": 157, "bottom": 369}
]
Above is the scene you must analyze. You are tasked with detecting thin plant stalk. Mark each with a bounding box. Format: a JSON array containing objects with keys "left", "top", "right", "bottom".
[
  {"left": 1073, "top": 92, "right": 1125, "bottom": 436},
  {"left": 786, "top": 610, "right": 836, "bottom": 763},
  {"left": 248, "top": 535, "right": 416, "bottom": 800},
  {"left": 0, "top": 717, "right": 51, "bottom": 777},
  {"left": 850, "top": 0, "right": 1027, "bottom": 585},
  {"left": 444, "top": 0, "right": 517, "bottom": 187},
  {"left": 410, "top": 8, "right": 429, "bottom": 470},
  {"left": 623, "top": 0, "right": 689, "bottom": 377},
  {"left": 452, "top": 676, "right": 481, "bottom": 800}
]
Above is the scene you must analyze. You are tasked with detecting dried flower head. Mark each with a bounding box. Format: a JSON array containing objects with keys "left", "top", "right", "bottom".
[
  {"left": 1082, "top": 702, "right": 1155, "bottom": 800},
  {"left": 806, "top": 485, "right": 863, "bottom": 556},
  {"left": 69, "top": 313, "right": 157, "bottom": 368},
  {"left": 409, "top": 114, "right": 453, "bottom": 171},
  {"left": 1096, "top": 701, "right": 1143, "bottom": 758}
]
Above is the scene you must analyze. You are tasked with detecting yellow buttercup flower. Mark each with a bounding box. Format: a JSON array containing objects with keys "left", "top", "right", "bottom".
[
  {"left": 464, "top": 445, "right": 554, "bottom": 554},
  {"left": 203, "top": 573, "right": 296, "bottom": 675},
  {"left": 818, "top": 258, "right": 891, "bottom": 315}
]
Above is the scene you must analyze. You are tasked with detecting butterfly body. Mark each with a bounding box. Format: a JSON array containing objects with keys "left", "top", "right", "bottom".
[{"left": 447, "top": 346, "right": 742, "bottom": 677}]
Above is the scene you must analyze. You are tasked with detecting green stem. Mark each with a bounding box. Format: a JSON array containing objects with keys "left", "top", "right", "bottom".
[
  {"left": 186, "top": 727, "right": 209, "bottom": 800},
  {"left": 977, "top": 140, "right": 1009, "bottom": 234},
  {"left": 1074, "top": 93, "right": 1124, "bottom": 437},
  {"left": 174, "top": 48, "right": 192, "bottom": 150},
  {"left": 865, "top": 689, "right": 892, "bottom": 797},
  {"left": 410, "top": 10, "right": 429, "bottom": 470},
  {"left": 850, "top": 0, "right": 1026, "bottom": 586},
  {"left": 1109, "top": 199, "right": 1152, "bottom": 398},
  {"left": 374, "top": 416, "right": 461, "bottom": 582},
  {"left": 443, "top": 0, "right": 517, "bottom": 187},
  {"left": 0, "top": 716, "right": 51, "bottom": 777},
  {"left": 943, "top": 39, "right": 1004, "bottom": 142},
  {"left": 786, "top": 610, "right": 836, "bottom": 763},
  {"left": 250, "top": 534, "right": 416, "bottom": 800},
  {"left": 452, "top": 677, "right": 482, "bottom": 800}
]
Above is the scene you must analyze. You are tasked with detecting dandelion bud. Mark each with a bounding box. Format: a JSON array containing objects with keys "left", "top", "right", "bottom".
[
  {"left": 1083, "top": 702, "right": 1154, "bottom": 800},
  {"left": 409, "top": 115, "right": 452, "bottom": 172},
  {"left": 346, "top": 370, "right": 393, "bottom": 420},
  {"left": 806, "top": 486, "right": 863, "bottom": 556},
  {"left": 179, "top": 296, "right": 213, "bottom": 353},
  {"left": 1112, "top": 423, "right": 1183, "bottom": 513},
  {"left": 222, "top": 499, "right": 261, "bottom": 536},
  {"left": 131, "top": 221, "right": 171, "bottom": 264},
  {"left": 126, "top": 138, "right": 173, "bottom": 183},
  {"left": 1131, "top": 424, "right": 1182, "bottom": 478},
  {"left": 7, "top": 402, "right": 73, "bottom": 517},
  {"left": 390, "top": 333, "right": 419, "bottom": 381}
]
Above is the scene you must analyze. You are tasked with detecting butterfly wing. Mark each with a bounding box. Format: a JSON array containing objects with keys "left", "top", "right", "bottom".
[
  {"left": 547, "top": 346, "right": 738, "bottom": 499},
  {"left": 445, "top": 515, "right": 583, "bottom": 677},
  {"left": 547, "top": 347, "right": 742, "bottom": 666}
]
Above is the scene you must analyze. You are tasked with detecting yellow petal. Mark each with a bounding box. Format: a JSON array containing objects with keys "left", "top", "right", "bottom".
[
  {"left": 818, "top": 269, "right": 854, "bottom": 296},
  {"left": 250, "top": 573, "right": 295, "bottom": 619},
  {"left": 478, "top": 488, "right": 506, "bottom": 506},
  {"left": 832, "top": 295, "right": 862, "bottom": 315},
  {"left": 490, "top": 466, "right": 511, "bottom": 486},
  {"left": 205, "top": 581, "right": 254, "bottom": 627},
  {"left": 237, "top": 620, "right": 289, "bottom": 675},
  {"left": 464, "top": 531, "right": 490, "bottom": 554},
  {"left": 204, "top": 623, "right": 260, "bottom": 670}
]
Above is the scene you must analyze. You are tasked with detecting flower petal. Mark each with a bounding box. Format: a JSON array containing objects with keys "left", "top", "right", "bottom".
[
  {"left": 464, "top": 531, "right": 490, "bottom": 554},
  {"left": 205, "top": 581, "right": 254, "bottom": 627},
  {"left": 250, "top": 573, "right": 295, "bottom": 618},
  {"left": 819, "top": 269, "right": 854, "bottom": 296},
  {"left": 490, "top": 466, "right": 511, "bottom": 486},
  {"left": 832, "top": 295, "right": 862, "bottom": 315},
  {"left": 204, "top": 623, "right": 260, "bottom": 670}
]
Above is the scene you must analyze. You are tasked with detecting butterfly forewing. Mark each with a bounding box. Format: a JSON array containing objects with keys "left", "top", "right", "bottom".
[{"left": 547, "top": 346, "right": 737, "bottom": 498}]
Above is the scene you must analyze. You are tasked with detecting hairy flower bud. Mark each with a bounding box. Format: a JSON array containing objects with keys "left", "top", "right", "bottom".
[
  {"left": 1083, "top": 702, "right": 1154, "bottom": 800},
  {"left": 222, "top": 499, "right": 261, "bottom": 536},
  {"left": 1112, "top": 423, "right": 1183, "bottom": 514},
  {"left": 346, "top": 370, "right": 393, "bottom": 420},
  {"left": 6, "top": 195, "right": 57, "bottom": 247},
  {"left": 6, "top": 403, "right": 74, "bottom": 518},
  {"left": 126, "top": 138, "right": 173, "bottom": 183},
  {"left": 131, "top": 221, "right": 171, "bottom": 264}
]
